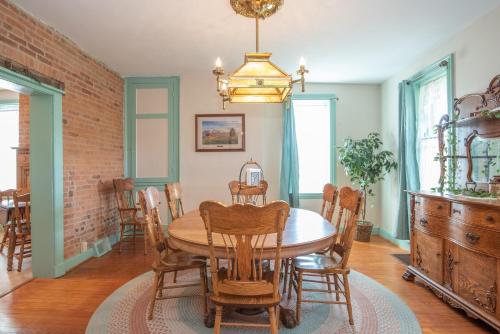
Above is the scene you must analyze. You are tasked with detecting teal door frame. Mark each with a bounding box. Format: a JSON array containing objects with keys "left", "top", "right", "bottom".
[{"left": 0, "top": 66, "right": 65, "bottom": 278}]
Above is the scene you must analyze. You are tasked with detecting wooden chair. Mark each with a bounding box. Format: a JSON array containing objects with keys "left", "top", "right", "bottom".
[
  {"left": 113, "top": 178, "right": 147, "bottom": 254},
  {"left": 282, "top": 183, "right": 338, "bottom": 294},
  {"left": 199, "top": 200, "right": 290, "bottom": 334},
  {"left": 288, "top": 186, "right": 363, "bottom": 325},
  {"left": 165, "top": 182, "right": 184, "bottom": 220},
  {"left": 138, "top": 189, "right": 208, "bottom": 321},
  {"left": 228, "top": 180, "right": 268, "bottom": 205},
  {"left": 12, "top": 191, "right": 31, "bottom": 272},
  {"left": 0, "top": 189, "right": 16, "bottom": 253}
]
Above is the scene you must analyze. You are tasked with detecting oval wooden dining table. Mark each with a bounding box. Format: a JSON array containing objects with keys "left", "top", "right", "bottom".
[
  {"left": 167, "top": 207, "right": 337, "bottom": 329},
  {"left": 168, "top": 208, "right": 336, "bottom": 259}
]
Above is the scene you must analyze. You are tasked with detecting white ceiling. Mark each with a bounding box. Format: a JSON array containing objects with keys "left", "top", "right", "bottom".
[{"left": 12, "top": 0, "right": 500, "bottom": 83}]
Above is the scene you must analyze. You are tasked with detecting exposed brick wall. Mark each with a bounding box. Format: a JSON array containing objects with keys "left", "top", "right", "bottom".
[{"left": 0, "top": 0, "right": 124, "bottom": 259}]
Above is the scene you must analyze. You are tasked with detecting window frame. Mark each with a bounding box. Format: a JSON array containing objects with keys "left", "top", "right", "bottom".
[
  {"left": 292, "top": 93, "right": 337, "bottom": 199},
  {"left": 124, "top": 77, "right": 180, "bottom": 188},
  {"left": 409, "top": 54, "right": 454, "bottom": 190}
]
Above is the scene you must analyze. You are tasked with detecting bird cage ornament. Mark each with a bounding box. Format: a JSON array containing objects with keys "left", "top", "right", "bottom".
[{"left": 229, "top": 159, "right": 268, "bottom": 205}]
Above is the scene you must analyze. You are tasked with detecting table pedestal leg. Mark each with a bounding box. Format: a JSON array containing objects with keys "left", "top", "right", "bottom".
[{"left": 279, "top": 305, "right": 297, "bottom": 328}]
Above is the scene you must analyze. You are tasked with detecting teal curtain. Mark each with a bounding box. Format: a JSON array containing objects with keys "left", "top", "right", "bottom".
[
  {"left": 395, "top": 81, "right": 420, "bottom": 240},
  {"left": 280, "top": 101, "right": 300, "bottom": 207}
]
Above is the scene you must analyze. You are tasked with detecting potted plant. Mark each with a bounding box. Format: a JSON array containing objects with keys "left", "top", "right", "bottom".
[{"left": 338, "top": 132, "right": 397, "bottom": 242}]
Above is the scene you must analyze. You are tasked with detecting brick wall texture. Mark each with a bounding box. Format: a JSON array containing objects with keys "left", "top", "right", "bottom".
[
  {"left": 0, "top": 0, "right": 124, "bottom": 259},
  {"left": 18, "top": 93, "right": 29, "bottom": 148}
]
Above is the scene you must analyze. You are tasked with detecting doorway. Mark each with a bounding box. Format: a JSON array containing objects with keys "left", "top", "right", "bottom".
[{"left": 0, "top": 65, "right": 64, "bottom": 279}]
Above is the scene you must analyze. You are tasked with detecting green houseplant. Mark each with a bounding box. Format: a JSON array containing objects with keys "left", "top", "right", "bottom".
[{"left": 338, "top": 132, "right": 397, "bottom": 241}]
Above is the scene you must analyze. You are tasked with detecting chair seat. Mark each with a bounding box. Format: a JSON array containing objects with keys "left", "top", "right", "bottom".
[
  {"left": 292, "top": 254, "right": 346, "bottom": 273},
  {"left": 153, "top": 251, "right": 206, "bottom": 271}
]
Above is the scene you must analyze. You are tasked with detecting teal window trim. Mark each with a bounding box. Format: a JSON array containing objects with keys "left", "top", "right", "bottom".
[
  {"left": 124, "top": 76, "right": 180, "bottom": 188},
  {"left": 407, "top": 54, "right": 455, "bottom": 189},
  {"left": 408, "top": 54, "right": 454, "bottom": 118},
  {"left": 0, "top": 99, "right": 19, "bottom": 112},
  {"left": 291, "top": 94, "right": 337, "bottom": 199}
]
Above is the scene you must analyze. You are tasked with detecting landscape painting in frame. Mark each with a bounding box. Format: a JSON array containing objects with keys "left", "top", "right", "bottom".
[{"left": 195, "top": 114, "right": 245, "bottom": 152}]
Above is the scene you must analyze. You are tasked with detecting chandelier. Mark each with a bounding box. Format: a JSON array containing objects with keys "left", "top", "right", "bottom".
[{"left": 213, "top": 0, "right": 309, "bottom": 109}]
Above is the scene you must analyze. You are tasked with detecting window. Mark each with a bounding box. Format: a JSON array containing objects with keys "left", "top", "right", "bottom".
[
  {"left": 292, "top": 96, "right": 336, "bottom": 196},
  {"left": 416, "top": 75, "right": 448, "bottom": 190},
  {"left": 0, "top": 103, "right": 19, "bottom": 189}
]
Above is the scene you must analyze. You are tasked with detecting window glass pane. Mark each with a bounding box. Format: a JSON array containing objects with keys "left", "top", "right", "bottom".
[
  {"left": 136, "top": 88, "right": 168, "bottom": 114},
  {"left": 136, "top": 119, "right": 168, "bottom": 178},
  {"left": 0, "top": 109, "right": 19, "bottom": 189},
  {"left": 417, "top": 75, "right": 447, "bottom": 190},
  {"left": 293, "top": 99, "right": 331, "bottom": 194}
]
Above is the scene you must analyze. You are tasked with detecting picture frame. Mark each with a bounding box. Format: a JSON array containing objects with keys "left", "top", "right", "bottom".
[{"left": 195, "top": 114, "right": 245, "bottom": 152}]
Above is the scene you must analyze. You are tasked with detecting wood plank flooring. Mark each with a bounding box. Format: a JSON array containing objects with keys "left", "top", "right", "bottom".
[{"left": 0, "top": 236, "right": 495, "bottom": 333}]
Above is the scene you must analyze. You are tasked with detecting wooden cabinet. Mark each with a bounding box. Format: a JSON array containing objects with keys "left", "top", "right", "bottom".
[{"left": 404, "top": 192, "right": 500, "bottom": 331}]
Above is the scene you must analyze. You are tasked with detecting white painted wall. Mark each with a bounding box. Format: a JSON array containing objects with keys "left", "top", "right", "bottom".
[
  {"left": 380, "top": 5, "right": 500, "bottom": 235},
  {"left": 179, "top": 75, "right": 382, "bottom": 226}
]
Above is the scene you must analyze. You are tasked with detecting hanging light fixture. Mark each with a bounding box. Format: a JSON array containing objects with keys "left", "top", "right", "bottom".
[{"left": 213, "top": 0, "right": 309, "bottom": 109}]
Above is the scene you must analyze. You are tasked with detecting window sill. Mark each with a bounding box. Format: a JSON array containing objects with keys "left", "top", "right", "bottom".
[{"left": 299, "top": 193, "right": 323, "bottom": 200}]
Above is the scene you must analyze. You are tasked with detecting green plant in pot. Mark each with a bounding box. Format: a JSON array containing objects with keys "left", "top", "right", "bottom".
[{"left": 338, "top": 132, "right": 397, "bottom": 242}]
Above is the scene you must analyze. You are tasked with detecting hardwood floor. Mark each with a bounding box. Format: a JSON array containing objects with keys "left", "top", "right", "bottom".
[
  {"left": 0, "top": 236, "right": 495, "bottom": 333},
  {"left": 0, "top": 232, "right": 33, "bottom": 298}
]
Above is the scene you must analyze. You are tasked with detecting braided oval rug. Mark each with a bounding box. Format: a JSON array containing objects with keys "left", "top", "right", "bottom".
[{"left": 86, "top": 270, "right": 421, "bottom": 334}]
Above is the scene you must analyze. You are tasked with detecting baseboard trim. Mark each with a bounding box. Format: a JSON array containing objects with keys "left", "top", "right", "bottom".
[
  {"left": 376, "top": 228, "right": 410, "bottom": 251},
  {"left": 63, "top": 232, "right": 120, "bottom": 272}
]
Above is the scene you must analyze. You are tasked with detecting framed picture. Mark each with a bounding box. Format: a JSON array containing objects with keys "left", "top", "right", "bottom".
[{"left": 195, "top": 114, "right": 245, "bottom": 152}]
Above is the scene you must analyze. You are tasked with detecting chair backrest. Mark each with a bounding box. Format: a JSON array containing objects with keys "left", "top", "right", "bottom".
[
  {"left": 228, "top": 180, "right": 268, "bottom": 205},
  {"left": 331, "top": 186, "right": 363, "bottom": 268},
  {"left": 165, "top": 182, "right": 184, "bottom": 220},
  {"left": 0, "top": 189, "right": 15, "bottom": 206},
  {"left": 13, "top": 191, "right": 31, "bottom": 234},
  {"left": 113, "top": 178, "right": 136, "bottom": 210},
  {"left": 320, "top": 183, "right": 338, "bottom": 222},
  {"left": 199, "top": 200, "right": 289, "bottom": 299},
  {"left": 138, "top": 189, "right": 167, "bottom": 267}
]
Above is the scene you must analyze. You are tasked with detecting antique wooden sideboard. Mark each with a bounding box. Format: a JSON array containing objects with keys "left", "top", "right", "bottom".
[
  {"left": 403, "top": 192, "right": 499, "bottom": 331},
  {"left": 403, "top": 75, "right": 500, "bottom": 331}
]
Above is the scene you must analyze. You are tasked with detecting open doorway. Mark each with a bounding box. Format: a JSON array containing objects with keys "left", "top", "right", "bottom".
[
  {"left": 0, "top": 65, "right": 64, "bottom": 285},
  {"left": 0, "top": 89, "right": 33, "bottom": 296}
]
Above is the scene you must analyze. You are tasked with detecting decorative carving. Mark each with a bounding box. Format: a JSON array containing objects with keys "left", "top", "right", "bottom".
[
  {"left": 458, "top": 276, "right": 497, "bottom": 314},
  {"left": 453, "top": 74, "right": 500, "bottom": 118},
  {"left": 415, "top": 244, "right": 423, "bottom": 268},
  {"left": 444, "top": 249, "right": 455, "bottom": 291}
]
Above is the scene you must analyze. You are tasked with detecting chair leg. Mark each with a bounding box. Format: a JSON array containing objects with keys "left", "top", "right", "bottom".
[
  {"left": 333, "top": 274, "right": 340, "bottom": 301},
  {"left": 276, "top": 304, "right": 281, "bottom": 329},
  {"left": 17, "top": 235, "right": 25, "bottom": 272},
  {"left": 296, "top": 271, "right": 303, "bottom": 325},
  {"left": 0, "top": 223, "right": 10, "bottom": 252},
  {"left": 326, "top": 273, "right": 333, "bottom": 293},
  {"left": 200, "top": 266, "right": 208, "bottom": 318},
  {"left": 343, "top": 272, "right": 354, "bottom": 325},
  {"left": 268, "top": 306, "right": 277, "bottom": 334},
  {"left": 214, "top": 305, "right": 223, "bottom": 334},
  {"left": 148, "top": 272, "right": 160, "bottom": 320},
  {"left": 173, "top": 270, "right": 178, "bottom": 283},
  {"left": 282, "top": 258, "right": 289, "bottom": 294},
  {"left": 133, "top": 224, "right": 137, "bottom": 248},
  {"left": 143, "top": 225, "right": 148, "bottom": 255},
  {"left": 118, "top": 224, "right": 125, "bottom": 253},
  {"left": 287, "top": 264, "right": 295, "bottom": 301},
  {"left": 158, "top": 273, "right": 164, "bottom": 298}
]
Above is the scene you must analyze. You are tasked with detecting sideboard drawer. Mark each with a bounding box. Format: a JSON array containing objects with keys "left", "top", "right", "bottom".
[
  {"left": 451, "top": 203, "right": 500, "bottom": 231},
  {"left": 447, "top": 221, "right": 500, "bottom": 259},
  {"left": 415, "top": 211, "right": 444, "bottom": 236},
  {"left": 415, "top": 196, "right": 450, "bottom": 218}
]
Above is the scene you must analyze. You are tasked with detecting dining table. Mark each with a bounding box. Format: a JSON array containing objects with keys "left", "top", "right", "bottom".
[{"left": 168, "top": 207, "right": 337, "bottom": 328}]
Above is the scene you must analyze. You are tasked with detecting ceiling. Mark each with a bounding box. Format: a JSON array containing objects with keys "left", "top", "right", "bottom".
[{"left": 12, "top": 0, "right": 500, "bottom": 83}]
